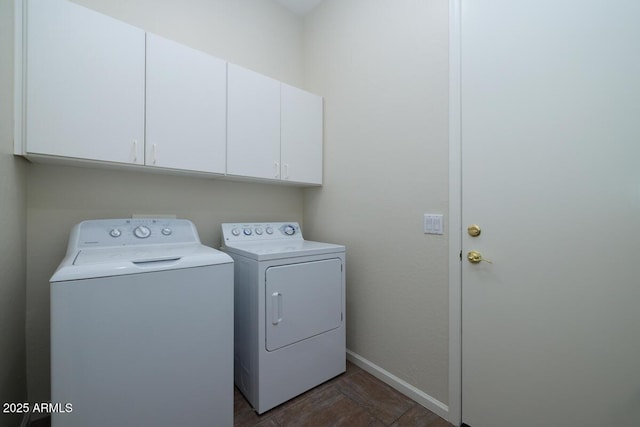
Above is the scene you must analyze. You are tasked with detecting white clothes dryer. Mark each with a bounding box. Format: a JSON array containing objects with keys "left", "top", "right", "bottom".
[
  {"left": 50, "top": 218, "right": 233, "bottom": 427},
  {"left": 221, "top": 222, "right": 346, "bottom": 414}
]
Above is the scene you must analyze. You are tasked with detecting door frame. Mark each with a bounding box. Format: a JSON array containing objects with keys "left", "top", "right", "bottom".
[{"left": 448, "top": 0, "right": 463, "bottom": 425}]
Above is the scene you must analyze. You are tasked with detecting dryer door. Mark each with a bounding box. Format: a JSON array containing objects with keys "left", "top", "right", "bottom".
[{"left": 265, "top": 258, "right": 343, "bottom": 351}]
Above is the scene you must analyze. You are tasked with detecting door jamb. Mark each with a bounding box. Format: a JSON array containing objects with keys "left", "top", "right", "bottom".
[{"left": 448, "top": 0, "right": 463, "bottom": 425}]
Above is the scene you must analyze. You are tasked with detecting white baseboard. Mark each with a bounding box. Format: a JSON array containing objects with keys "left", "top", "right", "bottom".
[{"left": 346, "top": 349, "right": 450, "bottom": 421}]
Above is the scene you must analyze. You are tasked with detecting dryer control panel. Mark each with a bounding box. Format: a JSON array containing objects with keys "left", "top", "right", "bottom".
[{"left": 221, "top": 222, "right": 302, "bottom": 243}]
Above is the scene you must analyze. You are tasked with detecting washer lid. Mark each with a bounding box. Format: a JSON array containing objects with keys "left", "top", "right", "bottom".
[
  {"left": 51, "top": 243, "right": 232, "bottom": 282},
  {"left": 222, "top": 240, "right": 344, "bottom": 261}
]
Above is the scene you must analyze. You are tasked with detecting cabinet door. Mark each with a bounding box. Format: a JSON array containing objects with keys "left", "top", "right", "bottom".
[
  {"left": 281, "top": 84, "right": 323, "bottom": 185},
  {"left": 25, "top": 0, "right": 145, "bottom": 164},
  {"left": 227, "top": 64, "right": 281, "bottom": 180},
  {"left": 146, "top": 34, "right": 227, "bottom": 174}
]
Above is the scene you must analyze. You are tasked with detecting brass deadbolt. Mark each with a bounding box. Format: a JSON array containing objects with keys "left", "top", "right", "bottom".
[{"left": 467, "top": 224, "right": 482, "bottom": 237}]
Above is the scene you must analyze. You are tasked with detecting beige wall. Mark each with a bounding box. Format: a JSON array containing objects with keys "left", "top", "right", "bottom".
[
  {"left": 302, "top": 0, "right": 450, "bottom": 404},
  {"left": 72, "top": 0, "right": 304, "bottom": 87},
  {"left": 1, "top": 0, "right": 28, "bottom": 425},
  {"left": 25, "top": 0, "right": 306, "bottom": 402}
]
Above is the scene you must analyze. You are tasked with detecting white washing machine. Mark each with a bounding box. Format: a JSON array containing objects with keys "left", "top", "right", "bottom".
[
  {"left": 220, "top": 222, "right": 345, "bottom": 414},
  {"left": 50, "top": 218, "right": 234, "bottom": 427}
]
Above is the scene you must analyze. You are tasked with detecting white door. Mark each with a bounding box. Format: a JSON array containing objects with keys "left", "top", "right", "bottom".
[
  {"left": 265, "top": 259, "right": 343, "bottom": 351},
  {"left": 25, "top": 0, "right": 145, "bottom": 164},
  {"left": 227, "top": 64, "right": 281, "bottom": 180},
  {"left": 281, "top": 84, "right": 323, "bottom": 185},
  {"left": 146, "top": 33, "right": 227, "bottom": 174},
  {"left": 460, "top": 1, "right": 640, "bottom": 426}
]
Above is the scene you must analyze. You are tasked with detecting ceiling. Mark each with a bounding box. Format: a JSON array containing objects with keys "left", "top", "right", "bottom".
[{"left": 273, "top": 0, "right": 323, "bottom": 16}]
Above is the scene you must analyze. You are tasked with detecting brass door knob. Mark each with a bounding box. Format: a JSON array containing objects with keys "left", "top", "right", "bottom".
[
  {"left": 467, "top": 250, "right": 492, "bottom": 264},
  {"left": 467, "top": 224, "right": 481, "bottom": 237}
]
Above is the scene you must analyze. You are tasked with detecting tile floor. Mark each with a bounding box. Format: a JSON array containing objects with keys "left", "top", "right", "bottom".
[
  {"left": 29, "top": 362, "right": 453, "bottom": 427},
  {"left": 234, "top": 361, "right": 454, "bottom": 427}
]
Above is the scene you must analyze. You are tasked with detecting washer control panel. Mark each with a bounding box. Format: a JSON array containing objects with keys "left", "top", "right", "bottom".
[
  {"left": 221, "top": 222, "right": 302, "bottom": 243},
  {"left": 73, "top": 218, "right": 200, "bottom": 248}
]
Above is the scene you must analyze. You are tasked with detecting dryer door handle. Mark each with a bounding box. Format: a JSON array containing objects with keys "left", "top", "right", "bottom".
[{"left": 271, "top": 292, "right": 283, "bottom": 325}]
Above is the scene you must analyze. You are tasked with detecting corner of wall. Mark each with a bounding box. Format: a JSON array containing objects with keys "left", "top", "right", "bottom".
[{"left": 1, "top": 0, "right": 29, "bottom": 415}]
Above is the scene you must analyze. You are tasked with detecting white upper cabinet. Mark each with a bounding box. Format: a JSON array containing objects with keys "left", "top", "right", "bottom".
[
  {"left": 24, "top": 0, "right": 145, "bottom": 164},
  {"left": 227, "top": 64, "right": 324, "bottom": 185},
  {"left": 281, "top": 84, "right": 323, "bottom": 185},
  {"left": 227, "top": 64, "right": 282, "bottom": 180},
  {"left": 146, "top": 33, "right": 227, "bottom": 174},
  {"left": 18, "top": 0, "right": 323, "bottom": 185}
]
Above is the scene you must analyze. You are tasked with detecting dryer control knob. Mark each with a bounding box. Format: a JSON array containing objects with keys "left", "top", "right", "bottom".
[
  {"left": 109, "top": 228, "right": 122, "bottom": 238},
  {"left": 283, "top": 225, "right": 296, "bottom": 236},
  {"left": 255, "top": 227, "right": 263, "bottom": 235},
  {"left": 231, "top": 228, "right": 240, "bottom": 236},
  {"left": 161, "top": 228, "right": 172, "bottom": 236},
  {"left": 243, "top": 228, "right": 253, "bottom": 236},
  {"left": 265, "top": 226, "right": 274, "bottom": 235},
  {"left": 133, "top": 225, "right": 151, "bottom": 239}
]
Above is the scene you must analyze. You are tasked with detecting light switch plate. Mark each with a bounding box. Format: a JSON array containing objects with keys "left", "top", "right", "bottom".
[{"left": 424, "top": 214, "right": 444, "bottom": 235}]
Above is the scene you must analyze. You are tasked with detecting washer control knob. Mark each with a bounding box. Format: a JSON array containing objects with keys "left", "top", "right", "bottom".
[
  {"left": 133, "top": 225, "right": 151, "bottom": 239},
  {"left": 283, "top": 225, "right": 296, "bottom": 236},
  {"left": 161, "top": 228, "right": 172, "bottom": 236},
  {"left": 109, "top": 228, "right": 122, "bottom": 238},
  {"left": 265, "top": 226, "right": 274, "bottom": 235},
  {"left": 255, "top": 227, "right": 263, "bottom": 235},
  {"left": 243, "top": 228, "right": 253, "bottom": 236},
  {"left": 231, "top": 228, "right": 240, "bottom": 236}
]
